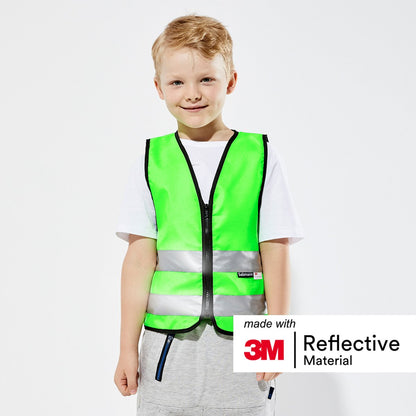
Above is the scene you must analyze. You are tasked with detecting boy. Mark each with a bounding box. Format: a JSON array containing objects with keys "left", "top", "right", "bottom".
[{"left": 114, "top": 14, "right": 304, "bottom": 415}]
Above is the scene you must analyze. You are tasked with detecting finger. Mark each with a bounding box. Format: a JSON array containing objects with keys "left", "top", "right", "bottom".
[
  {"left": 256, "top": 372, "right": 265, "bottom": 381},
  {"left": 264, "top": 372, "right": 280, "bottom": 381},
  {"left": 126, "top": 369, "right": 139, "bottom": 395},
  {"left": 114, "top": 371, "right": 130, "bottom": 396},
  {"left": 263, "top": 372, "right": 273, "bottom": 381}
]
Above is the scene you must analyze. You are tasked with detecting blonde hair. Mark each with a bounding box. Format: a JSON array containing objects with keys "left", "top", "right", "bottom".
[{"left": 151, "top": 14, "right": 234, "bottom": 81}]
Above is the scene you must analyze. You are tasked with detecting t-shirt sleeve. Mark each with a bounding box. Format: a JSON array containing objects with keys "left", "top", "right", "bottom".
[
  {"left": 115, "top": 154, "right": 157, "bottom": 243},
  {"left": 259, "top": 140, "right": 305, "bottom": 244}
]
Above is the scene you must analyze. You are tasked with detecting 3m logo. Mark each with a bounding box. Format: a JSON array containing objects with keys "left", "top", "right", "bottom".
[{"left": 244, "top": 339, "right": 285, "bottom": 361}]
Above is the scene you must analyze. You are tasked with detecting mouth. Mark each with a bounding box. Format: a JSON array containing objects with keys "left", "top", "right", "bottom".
[{"left": 181, "top": 105, "right": 208, "bottom": 111}]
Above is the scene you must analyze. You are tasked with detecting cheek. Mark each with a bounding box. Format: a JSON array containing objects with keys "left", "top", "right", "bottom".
[
  {"left": 209, "top": 85, "right": 226, "bottom": 101},
  {"left": 171, "top": 91, "right": 185, "bottom": 105}
]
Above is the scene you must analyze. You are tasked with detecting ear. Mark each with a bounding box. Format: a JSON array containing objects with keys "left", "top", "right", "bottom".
[
  {"left": 226, "top": 70, "right": 238, "bottom": 95},
  {"left": 154, "top": 77, "right": 165, "bottom": 100}
]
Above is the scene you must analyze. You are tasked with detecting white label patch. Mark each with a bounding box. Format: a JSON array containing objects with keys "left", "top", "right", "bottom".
[{"left": 254, "top": 272, "right": 263, "bottom": 280}]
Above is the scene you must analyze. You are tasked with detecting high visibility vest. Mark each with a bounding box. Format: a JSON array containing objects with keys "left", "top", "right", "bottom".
[{"left": 143, "top": 129, "right": 268, "bottom": 335}]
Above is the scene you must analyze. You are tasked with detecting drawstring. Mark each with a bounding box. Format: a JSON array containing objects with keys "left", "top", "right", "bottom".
[{"left": 155, "top": 333, "right": 175, "bottom": 382}]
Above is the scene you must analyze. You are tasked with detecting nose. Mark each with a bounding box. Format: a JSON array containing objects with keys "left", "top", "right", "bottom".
[{"left": 185, "top": 83, "right": 201, "bottom": 102}]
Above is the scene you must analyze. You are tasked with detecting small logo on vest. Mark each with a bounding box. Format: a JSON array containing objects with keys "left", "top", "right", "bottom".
[
  {"left": 238, "top": 272, "right": 253, "bottom": 278},
  {"left": 237, "top": 272, "right": 263, "bottom": 279}
]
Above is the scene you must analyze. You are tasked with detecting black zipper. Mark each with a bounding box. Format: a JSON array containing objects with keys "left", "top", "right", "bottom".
[
  {"left": 170, "top": 129, "right": 239, "bottom": 334},
  {"left": 201, "top": 203, "right": 213, "bottom": 319}
]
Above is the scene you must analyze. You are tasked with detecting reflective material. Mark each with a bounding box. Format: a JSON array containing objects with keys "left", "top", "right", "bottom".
[
  {"left": 156, "top": 250, "right": 262, "bottom": 272},
  {"left": 147, "top": 294, "right": 202, "bottom": 316},
  {"left": 156, "top": 250, "right": 202, "bottom": 273},
  {"left": 214, "top": 294, "right": 266, "bottom": 316},
  {"left": 146, "top": 293, "right": 266, "bottom": 316},
  {"left": 213, "top": 251, "right": 262, "bottom": 272}
]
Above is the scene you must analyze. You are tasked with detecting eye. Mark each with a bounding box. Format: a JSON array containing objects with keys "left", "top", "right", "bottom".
[
  {"left": 171, "top": 80, "right": 182, "bottom": 86},
  {"left": 201, "top": 77, "right": 213, "bottom": 83}
]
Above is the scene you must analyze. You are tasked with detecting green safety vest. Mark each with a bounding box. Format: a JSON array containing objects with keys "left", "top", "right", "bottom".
[{"left": 143, "top": 129, "right": 268, "bottom": 335}]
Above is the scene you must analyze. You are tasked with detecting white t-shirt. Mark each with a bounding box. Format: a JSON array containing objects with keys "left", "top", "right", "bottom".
[{"left": 115, "top": 134, "right": 304, "bottom": 245}]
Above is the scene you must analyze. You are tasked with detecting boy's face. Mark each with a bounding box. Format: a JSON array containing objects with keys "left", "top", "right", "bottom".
[{"left": 154, "top": 47, "right": 237, "bottom": 131}]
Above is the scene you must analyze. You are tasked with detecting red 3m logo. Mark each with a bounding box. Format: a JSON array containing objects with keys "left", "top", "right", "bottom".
[{"left": 244, "top": 339, "right": 285, "bottom": 360}]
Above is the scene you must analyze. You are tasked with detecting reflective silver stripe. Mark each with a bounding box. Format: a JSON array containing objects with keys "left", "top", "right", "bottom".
[
  {"left": 146, "top": 293, "right": 265, "bottom": 316},
  {"left": 147, "top": 294, "right": 202, "bottom": 316},
  {"left": 156, "top": 250, "right": 202, "bottom": 272},
  {"left": 213, "top": 251, "right": 262, "bottom": 272},
  {"left": 156, "top": 250, "right": 262, "bottom": 272},
  {"left": 214, "top": 294, "right": 266, "bottom": 316}
]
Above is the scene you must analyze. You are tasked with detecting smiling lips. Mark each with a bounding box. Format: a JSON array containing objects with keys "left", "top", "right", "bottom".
[{"left": 181, "top": 105, "right": 208, "bottom": 111}]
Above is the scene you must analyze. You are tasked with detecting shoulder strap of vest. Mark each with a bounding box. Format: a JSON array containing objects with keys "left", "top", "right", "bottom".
[
  {"left": 258, "top": 133, "right": 268, "bottom": 217},
  {"left": 144, "top": 138, "right": 151, "bottom": 195},
  {"left": 144, "top": 132, "right": 176, "bottom": 206}
]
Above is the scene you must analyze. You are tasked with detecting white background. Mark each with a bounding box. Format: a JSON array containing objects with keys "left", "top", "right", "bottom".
[{"left": 1, "top": 1, "right": 415, "bottom": 415}]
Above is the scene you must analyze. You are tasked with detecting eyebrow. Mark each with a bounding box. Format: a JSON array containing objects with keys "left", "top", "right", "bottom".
[{"left": 165, "top": 72, "right": 216, "bottom": 78}]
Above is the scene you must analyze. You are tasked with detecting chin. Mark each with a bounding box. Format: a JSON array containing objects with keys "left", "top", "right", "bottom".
[
  {"left": 179, "top": 119, "right": 211, "bottom": 129},
  {"left": 186, "top": 123, "right": 212, "bottom": 130}
]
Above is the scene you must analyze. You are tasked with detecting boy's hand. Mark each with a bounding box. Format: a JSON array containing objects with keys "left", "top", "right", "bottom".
[
  {"left": 114, "top": 351, "right": 139, "bottom": 396},
  {"left": 256, "top": 372, "right": 282, "bottom": 382}
]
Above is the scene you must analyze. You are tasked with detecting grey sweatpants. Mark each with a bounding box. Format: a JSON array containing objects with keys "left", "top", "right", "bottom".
[{"left": 136, "top": 319, "right": 277, "bottom": 415}]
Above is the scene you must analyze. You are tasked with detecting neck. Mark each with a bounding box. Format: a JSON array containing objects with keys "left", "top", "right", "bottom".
[{"left": 177, "top": 119, "right": 233, "bottom": 142}]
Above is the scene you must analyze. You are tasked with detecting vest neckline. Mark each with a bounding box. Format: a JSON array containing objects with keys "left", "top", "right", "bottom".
[{"left": 174, "top": 129, "right": 239, "bottom": 144}]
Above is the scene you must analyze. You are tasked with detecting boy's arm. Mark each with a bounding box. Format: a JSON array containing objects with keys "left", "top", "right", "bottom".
[
  {"left": 114, "top": 234, "right": 156, "bottom": 396},
  {"left": 259, "top": 237, "right": 290, "bottom": 315},
  {"left": 256, "top": 237, "right": 289, "bottom": 382},
  {"left": 119, "top": 234, "right": 156, "bottom": 353}
]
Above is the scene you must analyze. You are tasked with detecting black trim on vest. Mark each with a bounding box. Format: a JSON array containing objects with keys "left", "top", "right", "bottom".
[
  {"left": 144, "top": 138, "right": 159, "bottom": 235},
  {"left": 144, "top": 139, "right": 158, "bottom": 244},
  {"left": 155, "top": 333, "right": 175, "bottom": 382},
  {"left": 144, "top": 138, "right": 151, "bottom": 193},
  {"left": 144, "top": 319, "right": 203, "bottom": 335},
  {"left": 258, "top": 135, "right": 268, "bottom": 240}
]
